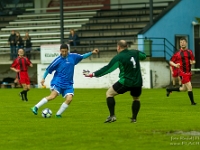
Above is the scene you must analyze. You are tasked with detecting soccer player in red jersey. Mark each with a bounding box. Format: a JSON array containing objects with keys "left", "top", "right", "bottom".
[
  {"left": 10, "top": 48, "right": 33, "bottom": 101},
  {"left": 166, "top": 37, "right": 196, "bottom": 105}
]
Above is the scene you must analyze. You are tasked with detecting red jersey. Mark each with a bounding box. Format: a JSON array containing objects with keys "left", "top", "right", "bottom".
[
  {"left": 170, "top": 49, "right": 195, "bottom": 74},
  {"left": 11, "top": 56, "right": 32, "bottom": 71}
]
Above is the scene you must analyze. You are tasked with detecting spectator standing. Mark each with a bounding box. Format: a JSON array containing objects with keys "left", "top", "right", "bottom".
[
  {"left": 15, "top": 31, "right": 23, "bottom": 50},
  {"left": 8, "top": 30, "right": 16, "bottom": 60},
  {"left": 24, "top": 32, "right": 32, "bottom": 60}
]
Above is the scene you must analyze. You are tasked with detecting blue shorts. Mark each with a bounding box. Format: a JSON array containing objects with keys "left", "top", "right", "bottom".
[{"left": 50, "top": 84, "right": 74, "bottom": 98}]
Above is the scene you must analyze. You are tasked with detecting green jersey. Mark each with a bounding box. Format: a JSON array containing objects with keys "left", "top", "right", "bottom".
[{"left": 94, "top": 49, "right": 146, "bottom": 87}]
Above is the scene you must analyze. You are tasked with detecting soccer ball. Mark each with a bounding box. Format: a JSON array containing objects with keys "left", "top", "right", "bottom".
[{"left": 42, "top": 108, "right": 52, "bottom": 118}]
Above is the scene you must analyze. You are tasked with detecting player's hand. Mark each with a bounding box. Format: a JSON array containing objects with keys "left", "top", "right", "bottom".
[
  {"left": 15, "top": 69, "right": 20, "bottom": 73},
  {"left": 174, "top": 63, "right": 180, "bottom": 68},
  {"left": 85, "top": 73, "right": 94, "bottom": 77},
  {"left": 41, "top": 79, "right": 45, "bottom": 86},
  {"left": 190, "top": 60, "right": 195, "bottom": 65},
  {"left": 83, "top": 70, "right": 90, "bottom": 76},
  {"left": 83, "top": 70, "right": 94, "bottom": 77},
  {"left": 92, "top": 49, "right": 99, "bottom": 54}
]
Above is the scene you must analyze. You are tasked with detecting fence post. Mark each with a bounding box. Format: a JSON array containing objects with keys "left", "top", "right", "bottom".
[{"left": 164, "top": 38, "right": 166, "bottom": 59}]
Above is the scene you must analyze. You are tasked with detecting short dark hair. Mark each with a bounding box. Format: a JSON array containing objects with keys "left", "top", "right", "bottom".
[
  {"left": 117, "top": 40, "right": 127, "bottom": 49},
  {"left": 180, "top": 37, "right": 187, "bottom": 42},
  {"left": 60, "top": 44, "right": 68, "bottom": 50}
]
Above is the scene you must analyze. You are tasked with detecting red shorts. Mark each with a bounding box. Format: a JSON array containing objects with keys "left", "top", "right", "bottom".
[
  {"left": 17, "top": 72, "right": 30, "bottom": 85},
  {"left": 179, "top": 72, "right": 191, "bottom": 84},
  {"left": 172, "top": 69, "right": 179, "bottom": 77}
]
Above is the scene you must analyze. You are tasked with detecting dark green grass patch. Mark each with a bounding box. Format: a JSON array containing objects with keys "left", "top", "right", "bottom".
[{"left": 0, "top": 88, "right": 199, "bottom": 150}]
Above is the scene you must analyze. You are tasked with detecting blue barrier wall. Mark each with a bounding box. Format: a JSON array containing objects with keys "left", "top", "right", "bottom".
[{"left": 138, "top": 0, "right": 200, "bottom": 60}]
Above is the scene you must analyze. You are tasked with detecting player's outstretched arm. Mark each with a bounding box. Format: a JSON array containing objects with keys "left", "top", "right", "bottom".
[{"left": 82, "top": 49, "right": 99, "bottom": 59}]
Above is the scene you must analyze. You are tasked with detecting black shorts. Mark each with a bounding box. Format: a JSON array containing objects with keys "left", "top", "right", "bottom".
[{"left": 112, "top": 81, "right": 142, "bottom": 97}]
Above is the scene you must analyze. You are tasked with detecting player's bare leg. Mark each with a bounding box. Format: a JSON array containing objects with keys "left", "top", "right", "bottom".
[
  {"left": 172, "top": 77, "right": 176, "bottom": 87},
  {"left": 178, "top": 76, "right": 182, "bottom": 87}
]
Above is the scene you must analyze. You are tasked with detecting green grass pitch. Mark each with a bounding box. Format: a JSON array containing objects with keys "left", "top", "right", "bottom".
[{"left": 0, "top": 88, "right": 200, "bottom": 150}]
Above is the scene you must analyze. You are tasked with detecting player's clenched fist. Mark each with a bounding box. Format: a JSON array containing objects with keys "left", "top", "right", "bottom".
[{"left": 92, "top": 49, "right": 99, "bottom": 54}]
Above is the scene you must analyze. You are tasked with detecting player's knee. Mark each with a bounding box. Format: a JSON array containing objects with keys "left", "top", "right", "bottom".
[
  {"left": 180, "top": 87, "right": 186, "bottom": 92},
  {"left": 66, "top": 99, "right": 72, "bottom": 104},
  {"left": 65, "top": 97, "right": 73, "bottom": 104},
  {"left": 24, "top": 87, "right": 28, "bottom": 91},
  {"left": 48, "top": 94, "right": 57, "bottom": 100},
  {"left": 133, "top": 96, "right": 140, "bottom": 101},
  {"left": 106, "top": 88, "right": 116, "bottom": 97}
]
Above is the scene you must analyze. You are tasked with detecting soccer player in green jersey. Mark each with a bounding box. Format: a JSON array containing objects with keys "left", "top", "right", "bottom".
[{"left": 83, "top": 40, "right": 146, "bottom": 123}]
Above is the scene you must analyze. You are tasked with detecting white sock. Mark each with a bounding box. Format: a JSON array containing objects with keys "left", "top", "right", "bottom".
[
  {"left": 35, "top": 98, "right": 48, "bottom": 108},
  {"left": 56, "top": 103, "right": 69, "bottom": 115}
]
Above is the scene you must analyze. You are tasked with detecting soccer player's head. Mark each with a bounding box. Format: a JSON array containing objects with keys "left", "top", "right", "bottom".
[
  {"left": 18, "top": 48, "right": 25, "bottom": 57},
  {"left": 117, "top": 40, "right": 127, "bottom": 52},
  {"left": 60, "top": 44, "right": 69, "bottom": 57},
  {"left": 180, "top": 37, "right": 187, "bottom": 49}
]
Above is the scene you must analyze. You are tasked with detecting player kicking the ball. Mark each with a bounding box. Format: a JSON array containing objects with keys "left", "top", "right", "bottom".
[
  {"left": 83, "top": 40, "right": 146, "bottom": 123},
  {"left": 31, "top": 44, "right": 99, "bottom": 117}
]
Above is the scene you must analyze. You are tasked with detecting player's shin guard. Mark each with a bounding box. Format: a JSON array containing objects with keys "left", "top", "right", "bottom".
[
  {"left": 106, "top": 97, "right": 115, "bottom": 116},
  {"left": 132, "top": 100, "right": 140, "bottom": 120}
]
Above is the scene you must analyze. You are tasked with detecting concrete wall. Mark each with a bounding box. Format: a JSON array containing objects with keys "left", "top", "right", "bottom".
[{"left": 36, "top": 61, "right": 170, "bottom": 89}]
